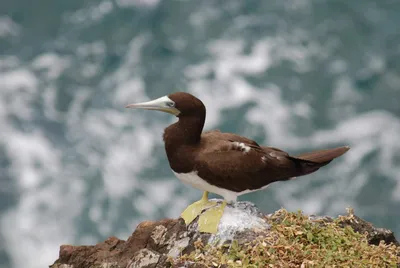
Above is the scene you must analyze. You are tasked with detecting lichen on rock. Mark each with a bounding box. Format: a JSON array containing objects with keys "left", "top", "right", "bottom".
[{"left": 50, "top": 202, "right": 400, "bottom": 268}]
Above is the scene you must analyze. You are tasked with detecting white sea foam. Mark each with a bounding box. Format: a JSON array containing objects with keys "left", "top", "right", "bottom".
[
  {"left": 116, "top": 0, "right": 160, "bottom": 8},
  {"left": 65, "top": 1, "right": 114, "bottom": 25},
  {"left": 32, "top": 53, "right": 70, "bottom": 80},
  {"left": 1, "top": 132, "right": 84, "bottom": 268},
  {"left": 0, "top": 59, "right": 80, "bottom": 268},
  {"left": 0, "top": 16, "right": 20, "bottom": 37}
]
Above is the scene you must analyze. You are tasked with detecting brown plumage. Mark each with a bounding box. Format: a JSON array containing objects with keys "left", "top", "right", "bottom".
[{"left": 126, "top": 92, "right": 350, "bottom": 201}]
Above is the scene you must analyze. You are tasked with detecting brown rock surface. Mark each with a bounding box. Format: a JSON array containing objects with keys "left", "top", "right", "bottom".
[{"left": 52, "top": 218, "right": 186, "bottom": 268}]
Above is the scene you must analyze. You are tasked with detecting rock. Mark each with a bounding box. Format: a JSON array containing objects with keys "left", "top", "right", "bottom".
[
  {"left": 337, "top": 208, "right": 399, "bottom": 246},
  {"left": 50, "top": 202, "right": 399, "bottom": 268},
  {"left": 128, "top": 248, "right": 160, "bottom": 268}
]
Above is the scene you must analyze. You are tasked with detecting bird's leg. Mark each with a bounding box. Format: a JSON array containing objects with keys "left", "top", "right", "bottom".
[
  {"left": 198, "top": 200, "right": 227, "bottom": 234},
  {"left": 181, "top": 191, "right": 217, "bottom": 225}
]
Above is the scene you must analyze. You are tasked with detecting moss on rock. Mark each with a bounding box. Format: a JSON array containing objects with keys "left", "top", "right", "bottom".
[{"left": 171, "top": 209, "right": 400, "bottom": 267}]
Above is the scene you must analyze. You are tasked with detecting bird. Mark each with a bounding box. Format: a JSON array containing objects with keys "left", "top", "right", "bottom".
[{"left": 125, "top": 92, "right": 350, "bottom": 233}]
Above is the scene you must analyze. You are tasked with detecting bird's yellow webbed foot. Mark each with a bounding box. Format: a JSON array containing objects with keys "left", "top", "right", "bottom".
[
  {"left": 198, "top": 200, "right": 227, "bottom": 234},
  {"left": 181, "top": 191, "right": 217, "bottom": 225}
]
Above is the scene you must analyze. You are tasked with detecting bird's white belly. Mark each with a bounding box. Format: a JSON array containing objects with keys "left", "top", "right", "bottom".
[{"left": 172, "top": 170, "right": 269, "bottom": 202}]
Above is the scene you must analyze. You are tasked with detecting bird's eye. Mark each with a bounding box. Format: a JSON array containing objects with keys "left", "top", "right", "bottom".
[{"left": 166, "top": 101, "right": 175, "bottom": 107}]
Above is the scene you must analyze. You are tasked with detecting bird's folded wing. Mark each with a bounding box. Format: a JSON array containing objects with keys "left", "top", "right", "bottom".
[{"left": 194, "top": 143, "right": 299, "bottom": 192}]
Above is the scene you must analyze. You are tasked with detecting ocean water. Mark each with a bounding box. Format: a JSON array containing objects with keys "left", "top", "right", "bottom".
[{"left": 1, "top": 0, "right": 400, "bottom": 267}]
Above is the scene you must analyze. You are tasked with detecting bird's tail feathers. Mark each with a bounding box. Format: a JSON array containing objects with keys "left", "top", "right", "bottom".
[
  {"left": 293, "top": 146, "right": 350, "bottom": 163},
  {"left": 289, "top": 146, "right": 350, "bottom": 176}
]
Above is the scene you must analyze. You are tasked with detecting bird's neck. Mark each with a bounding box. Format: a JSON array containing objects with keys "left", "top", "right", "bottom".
[{"left": 163, "top": 114, "right": 205, "bottom": 149}]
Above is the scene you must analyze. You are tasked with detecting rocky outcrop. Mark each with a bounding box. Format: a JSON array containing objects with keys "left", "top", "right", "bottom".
[{"left": 50, "top": 202, "right": 399, "bottom": 268}]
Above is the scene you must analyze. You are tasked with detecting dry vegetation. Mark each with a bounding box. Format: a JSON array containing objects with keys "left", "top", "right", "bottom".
[{"left": 170, "top": 209, "right": 400, "bottom": 267}]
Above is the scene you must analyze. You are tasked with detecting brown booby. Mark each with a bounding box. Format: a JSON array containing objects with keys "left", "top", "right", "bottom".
[{"left": 125, "top": 92, "right": 350, "bottom": 233}]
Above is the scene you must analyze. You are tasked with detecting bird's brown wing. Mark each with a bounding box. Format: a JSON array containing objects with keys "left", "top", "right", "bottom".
[
  {"left": 194, "top": 141, "right": 301, "bottom": 192},
  {"left": 202, "top": 130, "right": 261, "bottom": 147}
]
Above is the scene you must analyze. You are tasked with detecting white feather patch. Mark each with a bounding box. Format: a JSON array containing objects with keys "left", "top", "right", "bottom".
[
  {"left": 232, "top": 142, "right": 251, "bottom": 153},
  {"left": 269, "top": 151, "right": 284, "bottom": 160}
]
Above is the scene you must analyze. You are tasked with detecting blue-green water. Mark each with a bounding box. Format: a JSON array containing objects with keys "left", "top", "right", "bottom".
[{"left": 1, "top": 1, "right": 400, "bottom": 267}]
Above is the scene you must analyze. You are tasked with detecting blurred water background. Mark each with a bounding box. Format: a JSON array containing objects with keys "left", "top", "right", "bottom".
[{"left": 1, "top": 0, "right": 400, "bottom": 267}]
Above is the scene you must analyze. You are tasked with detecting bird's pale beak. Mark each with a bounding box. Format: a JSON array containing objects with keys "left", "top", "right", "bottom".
[{"left": 125, "top": 96, "right": 180, "bottom": 116}]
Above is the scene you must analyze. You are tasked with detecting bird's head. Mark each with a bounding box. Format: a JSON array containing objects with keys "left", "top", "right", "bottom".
[{"left": 125, "top": 92, "right": 205, "bottom": 117}]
